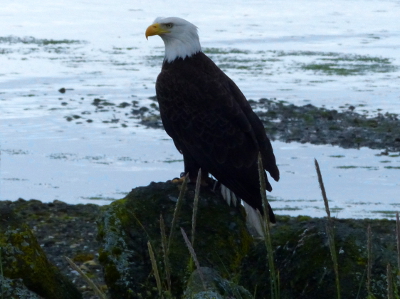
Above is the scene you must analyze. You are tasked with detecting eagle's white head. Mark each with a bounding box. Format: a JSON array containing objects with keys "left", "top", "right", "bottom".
[{"left": 145, "top": 17, "right": 201, "bottom": 63}]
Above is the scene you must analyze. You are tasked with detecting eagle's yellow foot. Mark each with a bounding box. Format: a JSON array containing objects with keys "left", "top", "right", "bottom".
[
  {"left": 171, "top": 172, "right": 210, "bottom": 186},
  {"left": 171, "top": 176, "right": 186, "bottom": 184},
  {"left": 171, "top": 172, "right": 188, "bottom": 184}
]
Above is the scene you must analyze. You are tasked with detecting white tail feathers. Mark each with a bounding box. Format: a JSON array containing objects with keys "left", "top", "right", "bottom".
[
  {"left": 220, "top": 184, "right": 238, "bottom": 207},
  {"left": 220, "top": 184, "right": 267, "bottom": 238},
  {"left": 242, "top": 201, "right": 265, "bottom": 238}
]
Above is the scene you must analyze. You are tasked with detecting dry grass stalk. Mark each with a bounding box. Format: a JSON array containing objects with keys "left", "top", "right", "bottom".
[
  {"left": 314, "top": 159, "right": 341, "bottom": 299},
  {"left": 147, "top": 241, "right": 163, "bottom": 297},
  {"left": 191, "top": 168, "right": 202, "bottom": 247},
  {"left": 396, "top": 212, "right": 400, "bottom": 284},
  {"left": 64, "top": 256, "right": 107, "bottom": 299},
  {"left": 1, "top": 247, "right": 4, "bottom": 299},
  {"left": 314, "top": 159, "right": 331, "bottom": 219},
  {"left": 367, "top": 225, "right": 373, "bottom": 297},
  {"left": 258, "top": 153, "right": 280, "bottom": 299},
  {"left": 160, "top": 215, "right": 171, "bottom": 292},
  {"left": 180, "top": 227, "right": 207, "bottom": 291},
  {"left": 257, "top": 153, "right": 272, "bottom": 226},
  {"left": 167, "top": 173, "right": 188, "bottom": 254}
]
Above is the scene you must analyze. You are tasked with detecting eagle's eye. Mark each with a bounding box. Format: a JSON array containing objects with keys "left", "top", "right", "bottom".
[{"left": 164, "top": 23, "right": 173, "bottom": 29}]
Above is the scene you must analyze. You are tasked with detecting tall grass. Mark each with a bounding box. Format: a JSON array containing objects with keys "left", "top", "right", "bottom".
[
  {"left": 314, "top": 158, "right": 341, "bottom": 299},
  {"left": 167, "top": 174, "right": 188, "bottom": 254},
  {"left": 366, "top": 225, "right": 373, "bottom": 298},
  {"left": 148, "top": 172, "right": 202, "bottom": 296},
  {"left": 0, "top": 247, "right": 3, "bottom": 299},
  {"left": 180, "top": 227, "right": 207, "bottom": 291},
  {"left": 147, "top": 241, "right": 163, "bottom": 297},
  {"left": 396, "top": 212, "right": 400, "bottom": 285},
  {"left": 258, "top": 153, "right": 280, "bottom": 299},
  {"left": 191, "top": 169, "right": 202, "bottom": 248},
  {"left": 160, "top": 215, "right": 171, "bottom": 292}
]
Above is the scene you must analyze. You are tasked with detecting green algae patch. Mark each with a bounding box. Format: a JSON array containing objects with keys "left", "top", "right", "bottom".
[
  {"left": 97, "top": 181, "right": 253, "bottom": 298},
  {"left": 0, "top": 205, "right": 82, "bottom": 299},
  {"left": 295, "top": 53, "right": 397, "bottom": 76}
]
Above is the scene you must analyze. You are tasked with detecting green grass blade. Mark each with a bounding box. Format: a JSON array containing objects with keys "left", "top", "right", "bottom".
[
  {"left": 65, "top": 256, "right": 107, "bottom": 299},
  {"left": 258, "top": 153, "right": 279, "bottom": 299},
  {"left": 180, "top": 227, "right": 207, "bottom": 291},
  {"left": 367, "top": 225, "right": 373, "bottom": 298},
  {"left": 191, "top": 168, "right": 202, "bottom": 248},
  {"left": 396, "top": 212, "right": 400, "bottom": 285},
  {"left": 160, "top": 215, "right": 171, "bottom": 292},
  {"left": 167, "top": 174, "right": 188, "bottom": 254},
  {"left": 315, "top": 159, "right": 341, "bottom": 299},
  {"left": 147, "top": 241, "right": 163, "bottom": 297}
]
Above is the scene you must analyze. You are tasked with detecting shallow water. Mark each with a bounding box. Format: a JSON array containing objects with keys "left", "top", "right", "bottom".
[{"left": 1, "top": 0, "right": 400, "bottom": 219}]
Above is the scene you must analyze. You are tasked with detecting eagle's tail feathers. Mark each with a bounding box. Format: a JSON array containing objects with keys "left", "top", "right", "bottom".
[
  {"left": 220, "top": 184, "right": 238, "bottom": 207},
  {"left": 220, "top": 184, "right": 272, "bottom": 238},
  {"left": 242, "top": 201, "right": 265, "bottom": 238}
]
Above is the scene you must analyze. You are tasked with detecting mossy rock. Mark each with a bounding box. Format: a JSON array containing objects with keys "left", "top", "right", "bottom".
[
  {"left": 97, "top": 181, "right": 253, "bottom": 298},
  {"left": 0, "top": 205, "right": 82, "bottom": 299},
  {"left": 96, "top": 181, "right": 400, "bottom": 298},
  {"left": 240, "top": 217, "right": 399, "bottom": 299}
]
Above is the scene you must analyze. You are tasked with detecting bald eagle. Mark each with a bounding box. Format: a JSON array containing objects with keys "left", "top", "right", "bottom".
[{"left": 146, "top": 17, "right": 279, "bottom": 224}]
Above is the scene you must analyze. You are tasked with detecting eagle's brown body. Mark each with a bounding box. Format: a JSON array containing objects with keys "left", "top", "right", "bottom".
[{"left": 156, "top": 52, "right": 279, "bottom": 222}]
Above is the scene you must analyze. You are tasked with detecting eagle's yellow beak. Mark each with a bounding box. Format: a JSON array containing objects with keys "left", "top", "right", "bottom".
[{"left": 145, "top": 23, "right": 170, "bottom": 39}]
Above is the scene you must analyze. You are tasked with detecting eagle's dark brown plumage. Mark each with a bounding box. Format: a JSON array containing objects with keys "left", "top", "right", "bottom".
[{"left": 146, "top": 17, "right": 279, "bottom": 223}]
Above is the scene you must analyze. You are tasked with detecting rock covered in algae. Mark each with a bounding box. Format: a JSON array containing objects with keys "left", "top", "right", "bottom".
[
  {"left": 0, "top": 205, "right": 82, "bottom": 299},
  {"left": 97, "top": 181, "right": 400, "bottom": 298},
  {"left": 97, "top": 181, "right": 253, "bottom": 298},
  {"left": 240, "top": 216, "right": 399, "bottom": 299}
]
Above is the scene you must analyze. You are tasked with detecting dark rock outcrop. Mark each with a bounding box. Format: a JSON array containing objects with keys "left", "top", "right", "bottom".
[
  {"left": 241, "top": 216, "right": 398, "bottom": 299},
  {"left": 97, "top": 181, "right": 399, "bottom": 299},
  {"left": 97, "top": 181, "right": 252, "bottom": 298}
]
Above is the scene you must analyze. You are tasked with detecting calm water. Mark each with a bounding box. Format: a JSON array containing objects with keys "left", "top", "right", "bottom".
[{"left": 1, "top": 0, "right": 400, "bottom": 219}]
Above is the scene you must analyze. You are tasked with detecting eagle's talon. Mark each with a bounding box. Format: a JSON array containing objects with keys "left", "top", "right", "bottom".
[{"left": 171, "top": 177, "right": 186, "bottom": 184}]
